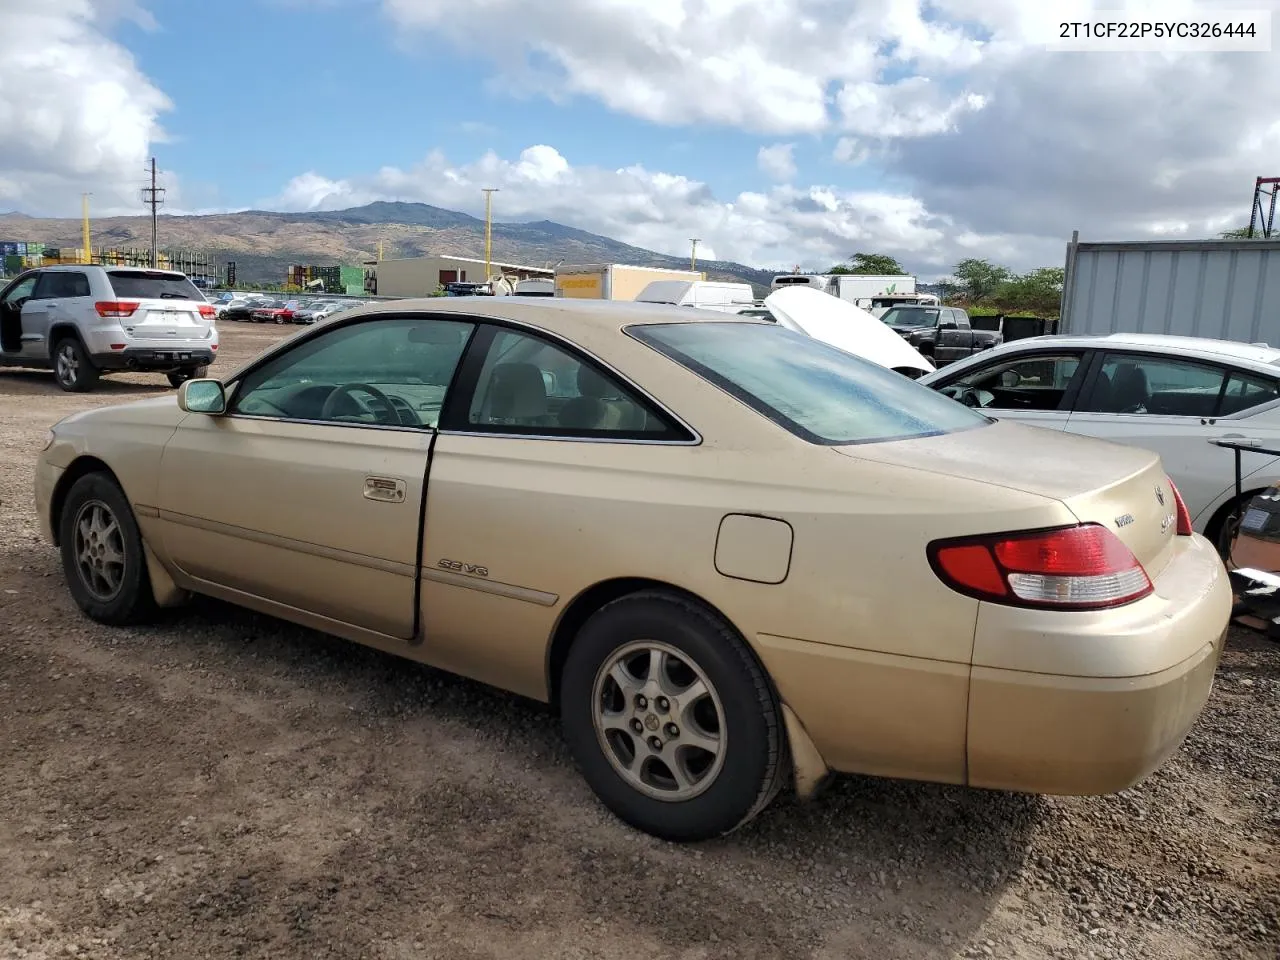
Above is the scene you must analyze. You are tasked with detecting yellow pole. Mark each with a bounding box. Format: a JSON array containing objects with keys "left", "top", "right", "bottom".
[
  {"left": 378, "top": 238, "right": 384, "bottom": 261},
  {"left": 689, "top": 238, "right": 700, "bottom": 271},
  {"left": 483, "top": 188, "right": 499, "bottom": 281},
  {"left": 82, "top": 194, "right": 91, "bottom": 264}
]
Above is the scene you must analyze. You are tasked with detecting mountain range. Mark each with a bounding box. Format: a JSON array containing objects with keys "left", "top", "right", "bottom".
[{"left": 0, "top": 201, "right": 778, "bottom": 294}]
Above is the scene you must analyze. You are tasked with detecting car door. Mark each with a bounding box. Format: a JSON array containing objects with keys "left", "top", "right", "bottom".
[
  {"left": 20, "top": 272, "right": 60, "bottom": 356},
  {"left": 0, "top": 272, "right": 39, "bottom": 353},
  {"left": 1063, "top": 351, "right": 1280, "bottom": 522},
  {"left": 418, "top": 322, "right": 699, "bottom": 699},
  {"left": 927, "top": 348, "right": 1088, "bottom": 431},
  {"left": 156, "top": 313, "right": 477, "bottom": 639}
]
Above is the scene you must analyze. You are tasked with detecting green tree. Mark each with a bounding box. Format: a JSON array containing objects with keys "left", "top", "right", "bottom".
[
  {"left": 949, "top": 258, "right": 1012, "bottom": 303},
  {"left": 1219, "top": 226, "right": 1261, "bottom": 239},
  {"left": 845, "top": 252, "right": 905, "bottom": 275},
  {"left": 991, "top": 267, "right": 1065, "bottom": 317}
]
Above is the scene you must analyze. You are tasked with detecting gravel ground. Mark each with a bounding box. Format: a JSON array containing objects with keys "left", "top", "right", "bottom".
[{"left": 0, "top": 322, "right": 1277, "bottom": 960}]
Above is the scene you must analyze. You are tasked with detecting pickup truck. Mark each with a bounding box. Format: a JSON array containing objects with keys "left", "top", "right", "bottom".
[{"left": 879, "top": 305, "right": 1002, "bottom": 366}]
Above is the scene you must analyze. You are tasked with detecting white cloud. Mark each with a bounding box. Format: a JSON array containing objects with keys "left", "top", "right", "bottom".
[
  {"left": 757, "top": 144, "right": 797, "bottom": 182},
  {"left": 267, "top": 144, "right": 1043, "bottom": 277},
  {"left": 0, "top": 0, "right": 170, "bottom": 216},
  {"left": 369, "top": 0, "right": 1280, "bottom": 269}
]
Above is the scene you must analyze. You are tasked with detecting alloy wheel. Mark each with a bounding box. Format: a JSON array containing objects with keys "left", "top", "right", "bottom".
[
  {"left": 591, "top": 640, "right": 726, "bottom": 801},
  {"left": 72, "top": 499, "right": 126, "bottom": 601}
]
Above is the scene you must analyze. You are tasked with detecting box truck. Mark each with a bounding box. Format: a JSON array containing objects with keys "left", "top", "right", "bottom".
[{"left": 555, "top": 263, "right": 706, "bottom": 300}]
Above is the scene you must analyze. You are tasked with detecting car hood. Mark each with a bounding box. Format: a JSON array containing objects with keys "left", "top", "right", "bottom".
[{"left": 764, "top": 287, "right": 935, "bottom": 375}]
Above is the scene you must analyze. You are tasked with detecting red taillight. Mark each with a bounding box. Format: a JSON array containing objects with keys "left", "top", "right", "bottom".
[
  {"left": 199, "top": 304, "right": 216, "bottom": 319},
  {"left": 95, "top": 301, "right": 139, "bottom": 318},
  {"left": 211, "top": 344, "right": 217, "bottom": 350},
  {"left": 1169, "top": 479, "right": 1192, "bottom": 536},
  {"left": 929, "top": 523, "right": 1153, "bottom": 610}
]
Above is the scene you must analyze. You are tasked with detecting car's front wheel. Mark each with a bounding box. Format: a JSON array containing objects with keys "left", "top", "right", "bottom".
[
  {"left": 58, "top": 473, "right": 157, "bottom": 625},
  {"left": 53, "top": 337, "right": 99, "bottom": 393},
  {"left": 560, "top": 592, "right": 787, "bottom": 842}
]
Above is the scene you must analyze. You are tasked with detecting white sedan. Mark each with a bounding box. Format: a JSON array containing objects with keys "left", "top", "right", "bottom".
[{"left": 921, "top": 333, "right": 1280, "bottom": 550}]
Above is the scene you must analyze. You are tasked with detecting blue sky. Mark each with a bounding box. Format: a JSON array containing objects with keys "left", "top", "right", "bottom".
[{"left": 2, "top": 1, "right": 1277, "bottom": 273}]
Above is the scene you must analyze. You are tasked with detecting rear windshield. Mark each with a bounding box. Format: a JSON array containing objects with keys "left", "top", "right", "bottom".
[
  {"left": 630, "top": 322, "right": 989, "bottom": 445},
  {"left": 107, "top": 271, "right": 203, "bottom": 301}
]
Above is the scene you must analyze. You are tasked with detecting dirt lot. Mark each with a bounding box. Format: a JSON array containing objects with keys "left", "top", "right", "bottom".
[{"left": 0, "top": 321, "right": 1277, "bottom": 960}]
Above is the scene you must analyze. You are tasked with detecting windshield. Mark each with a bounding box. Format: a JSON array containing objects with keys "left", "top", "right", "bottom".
[
  {"left": 107, "top": 270, "right": 203, "bottom": 301},
  {"left": 630, "top": 321, "right": 988, "bottom": 445},
  {"left": 881, "top": 307, "right": 940, "bottom": 327}
]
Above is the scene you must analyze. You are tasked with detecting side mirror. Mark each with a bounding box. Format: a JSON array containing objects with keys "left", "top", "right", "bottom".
[{"left": 177, "top": 378, "right": 227, "bottom": 414}]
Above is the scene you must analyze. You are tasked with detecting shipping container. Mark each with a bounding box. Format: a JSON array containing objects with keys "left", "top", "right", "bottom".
[
  {"left": 1060, "top": 234, "right": 1280, "bottom": 342},
  {"left": 4, "top": 255, "right": 23, "bottom": 274},
  {"left": 0, "top": 242, "right": 17, "bottom": 256}
]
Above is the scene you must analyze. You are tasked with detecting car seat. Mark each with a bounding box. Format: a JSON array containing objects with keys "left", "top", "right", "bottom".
[
  {"left": 488, "top": 362, "right": 550, "bottom": 425},
  {"left": 1106, "top": 364, "right": 1149, "bottom": 412},
  {"left": 558, "top": 365, "right": 618, "bottom": 429}
]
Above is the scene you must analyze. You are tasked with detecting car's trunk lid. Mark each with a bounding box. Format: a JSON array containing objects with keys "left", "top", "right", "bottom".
[
  {"left": 107, "top": 269, "right": 213, "bottom": 341},
  {"left": 833, "top": 419, "right": 1181, "bottom": 577}
]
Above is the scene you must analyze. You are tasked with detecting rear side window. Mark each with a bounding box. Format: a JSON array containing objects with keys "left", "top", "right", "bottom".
[
  {"left": 630, "top": 321, "right": 989, "bottom": 445},
  {"left": 107, "top": 271, "right": 203, "bottom": 301},
  {"left": 1221, "top": 371, "right": 1280, "bottom": 415}
]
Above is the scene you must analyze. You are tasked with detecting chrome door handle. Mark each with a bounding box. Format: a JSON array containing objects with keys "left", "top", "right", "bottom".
[{"left": 363, "top": 477, "right": 406, "bottom": 503}]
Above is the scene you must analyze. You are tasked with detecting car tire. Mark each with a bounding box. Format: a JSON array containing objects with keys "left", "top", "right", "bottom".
[
  {"left": 52, "top": 336, "right": 99, "bottom": 393},
  {"left": 560, "top": 591, "right": 787, "bottom": 842},
  {"left": 166, "top": 365, "right": 208, "bottom": 388},
  {"left": 58, "top": 473, "right": 158, "bottom": 625}
]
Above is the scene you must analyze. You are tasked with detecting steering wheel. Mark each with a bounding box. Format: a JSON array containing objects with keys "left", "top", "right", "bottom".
[{"left": 320, "top": 383, "right": 401, "bottom": 425}]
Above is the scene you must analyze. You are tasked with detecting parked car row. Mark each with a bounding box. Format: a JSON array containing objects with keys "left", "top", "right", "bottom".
[
  {"left": 207, "top": 292, "right": 367, "bottom": 325},
  {"left": 36, "top": 295, "right": 1233, "bottom": 844}
]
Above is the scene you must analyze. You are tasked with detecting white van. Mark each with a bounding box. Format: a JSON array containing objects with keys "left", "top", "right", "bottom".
[{"left": 635, "top": 280, "right": 756, "bottom": 313}]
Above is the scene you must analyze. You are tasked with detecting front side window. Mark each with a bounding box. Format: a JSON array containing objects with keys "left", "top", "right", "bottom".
[
  {"left": 232, "top": 316, "right": 474, "bottom": 428},
  {"left": 1078, "top": 353, "right": 1226, "bottom": 417},
  {"left": 630, "top": 321, "right": 988, "bottom": 445},
  {"left": 459, "top": 327, "right": 685, "bottom": 438},
  {"left": 936, "top": 352, "right": 1084, "bottom": 411},
  {"left": 2, "top": 275, "right": 37, "bottom": 305}
]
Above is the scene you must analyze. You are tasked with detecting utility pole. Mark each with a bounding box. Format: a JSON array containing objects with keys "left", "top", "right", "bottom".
[
  {"left": 689, "top": 238, "right": 701, "bottom": 271},
  {"left": 483, "top": 188, "right": 499, "bottom": 281},
  {"left": 141, "top": 157, "right": 165, "bottom": 267}
]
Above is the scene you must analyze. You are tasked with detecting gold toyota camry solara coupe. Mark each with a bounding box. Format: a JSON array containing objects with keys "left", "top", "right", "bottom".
[{"left": 35, "top": 298, "right": 1231, "bottom": 842}]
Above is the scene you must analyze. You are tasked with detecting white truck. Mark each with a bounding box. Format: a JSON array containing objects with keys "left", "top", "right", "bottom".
[
  {"left": 554, "top": 263, "right": 705, "bottom": 300},
  {"left": 635, "top": 280, "right": 756, "bottom": 313},
  {"left": 828, "top": 274, "right": 916, "bottom": 306}
]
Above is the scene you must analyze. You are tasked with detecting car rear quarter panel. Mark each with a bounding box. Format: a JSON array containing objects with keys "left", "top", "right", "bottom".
[{"left": 417, "top": 425, "right": 1073, "bottom": 785}]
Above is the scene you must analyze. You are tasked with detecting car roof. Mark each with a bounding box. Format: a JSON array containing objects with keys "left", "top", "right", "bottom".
[
  {"left": 351, "top": 295, "right": 768, "bottom": 331},
  {"left": 1004, "top": 332, "right": 1280, "bottom": 369}
]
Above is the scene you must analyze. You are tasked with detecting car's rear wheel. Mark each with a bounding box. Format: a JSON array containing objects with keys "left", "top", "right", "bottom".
[
  {"left": 58, "top": 473, "right": 157, "bottom": 625},
  {"left": 166, "top": 365, "right": 208, "bottom": 388},
  {"left": 560, "top": 592, "right": 786, "bottom": 842},
  {"left": 53, "top": 337, "right": 99, "bottom": 393}
]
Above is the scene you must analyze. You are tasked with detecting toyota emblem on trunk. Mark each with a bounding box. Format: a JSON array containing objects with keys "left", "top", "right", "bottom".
[{"left": 1155, "top": 486, "right": 1166, "bottom": 506}]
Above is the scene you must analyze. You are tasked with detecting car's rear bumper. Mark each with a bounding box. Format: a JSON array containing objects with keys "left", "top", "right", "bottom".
[
  {"left": 756, "top": 532, "right": 1231, "bottom": 796},
  {"left": 92, "top": 346, "right": 216, "bottom": 371},
  {"left": 967, "top": 532, "right": 1232, "bottom": 794}
]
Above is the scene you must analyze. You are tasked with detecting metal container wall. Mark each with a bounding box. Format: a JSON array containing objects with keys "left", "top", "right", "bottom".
[{"left": 1061, "top": 238, "right": 1280, "bottom": 342}]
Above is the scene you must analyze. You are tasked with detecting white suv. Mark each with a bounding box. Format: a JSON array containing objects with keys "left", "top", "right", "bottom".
[{"left": 0, "top": 265, "right": 219, "bottom": 392}]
